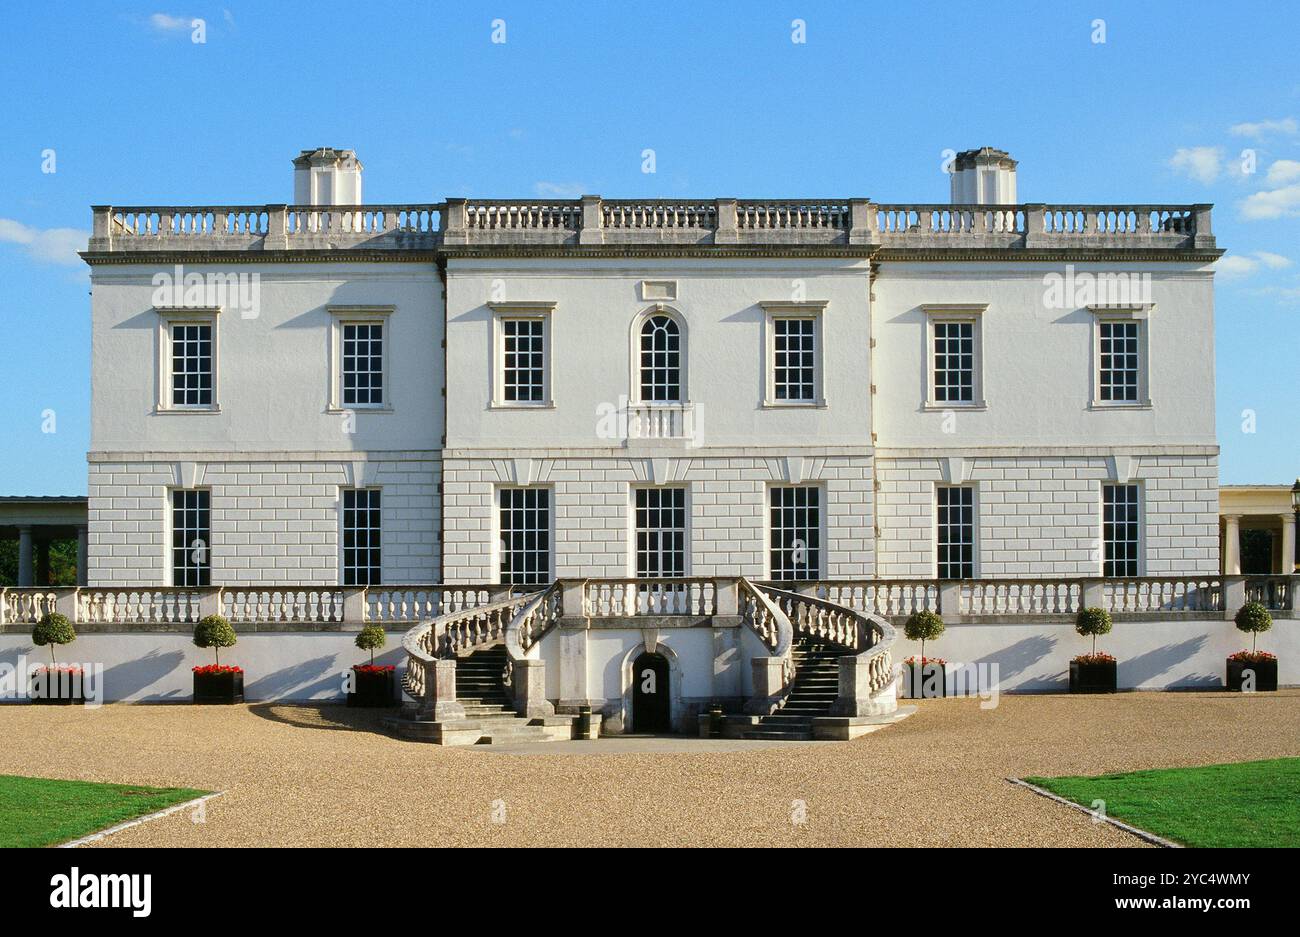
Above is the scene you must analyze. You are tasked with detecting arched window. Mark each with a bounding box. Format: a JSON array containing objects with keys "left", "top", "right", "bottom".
[{"left": 639, "top": 314, "right": 682, "bottom": 402}]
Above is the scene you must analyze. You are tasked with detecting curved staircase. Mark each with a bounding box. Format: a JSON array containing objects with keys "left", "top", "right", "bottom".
[{"left": 742, "top": 638, "right": 846, "bottom": 740}]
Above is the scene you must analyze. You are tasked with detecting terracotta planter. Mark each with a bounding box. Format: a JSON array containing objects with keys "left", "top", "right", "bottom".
[
  {"left": 1069, "top": 659, "right": 1117, "bottom": 694},
  {"left": 194, "top": 670, "right": 245, "bottom": 704},
  {"left": 1226, "top": 658, "right": 1278, "bottom": 692},
  {"left": 347, "top": 668, "right": 397, "bottom": 707}
]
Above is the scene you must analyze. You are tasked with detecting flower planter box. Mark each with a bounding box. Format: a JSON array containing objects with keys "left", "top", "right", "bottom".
[
  {"left": 29, "top": 669, "right": 87, "bottom": 705},
  {"left": 903, "top": 662, "right": 948, "bottom": 699},
  {"left": 1226, "top": 658, "right": 1278, "bottom": 692},
  {"left": 347, "top": 667, "right": 397, "bottom": 707},
  {"left": 1069, "top": 659, "right": 1117, "bottom": 694},
  {"left": 193, "top": 669, "right": 245, "bottom": 704}
]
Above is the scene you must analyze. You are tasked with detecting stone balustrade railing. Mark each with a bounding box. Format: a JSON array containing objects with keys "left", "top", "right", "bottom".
[
  {"left": 87, "top": 200, "right": 1215, "bottom": 253},
  {"left": 3, "top": 575, "right": 1291, "bottom": 630}
]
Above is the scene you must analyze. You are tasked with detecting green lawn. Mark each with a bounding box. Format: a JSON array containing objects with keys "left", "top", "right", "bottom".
[
  {"left": 0, "top": 775, "right": 210, "bottom": 848},
  {"left": 1026, "top": 758, "right": 1300, "bottom": 848}
]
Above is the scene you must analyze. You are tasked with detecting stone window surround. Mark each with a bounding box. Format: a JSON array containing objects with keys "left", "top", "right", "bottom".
[
  {"left": 154, "top": 306, "right": 221, "bottom": 415},
  {"left": 760, "top": 300, "right": 827, "bottom": 409},
  {"left": 628, "top": 303, "right": 689, "bottom": 406},
  {"left": 922, "top": 303, "right": 987, "bottom": 411},
  {"left": 1088, "top": 304, "right": 1154, "bottom": 409},
  {"left": 489, "top": 301, "right": 555, "bottom": 409},
  {"left": 327, "top": 305, "right": 395, "bottom": 413}
]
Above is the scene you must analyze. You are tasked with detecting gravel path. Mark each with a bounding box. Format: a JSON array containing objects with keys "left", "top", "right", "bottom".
[{"left": 3, "top": 690, "right": 1297, "bottom": 847}]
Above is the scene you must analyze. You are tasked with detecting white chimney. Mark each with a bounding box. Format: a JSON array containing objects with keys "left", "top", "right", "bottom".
[
  {"left": 950, "top": 147, "right": 1018, "bottom": 204},
  {"left": 292, "top": 148, "right": 363, "bottom": 205}
]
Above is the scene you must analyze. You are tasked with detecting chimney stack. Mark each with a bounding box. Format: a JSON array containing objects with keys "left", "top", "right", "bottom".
[
  {"left": 292, "top": 148, "right": 363, "bottom": 206},
  {"left": 950, "top": 147, "right": 1017, "bottom": 204}
]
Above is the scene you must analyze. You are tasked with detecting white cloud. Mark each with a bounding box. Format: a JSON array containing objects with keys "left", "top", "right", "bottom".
[
  {"left": 1229, "top": 117, "right": 1299, "bottom": 138},
  {"left": 1215, "top": 251, "right": 1294, "bottom": 278},
  {"left": 148, "top": 13, "right": 193, "bottom": 32},
  {"left": 533, "top": 181, "right": 587, "bottom": 198},
  {"left": 0, "top": 219, "right": 87, "bottom": 266},
  {"left": 1239, "top": 184, "right": 1300, "bottom": 221},
  {"left": 1265, "top": 159, "right": 1300, "bottom": 186},
  {"left": 1168, "top": 146, "right": 1223, "bottom": 184}
]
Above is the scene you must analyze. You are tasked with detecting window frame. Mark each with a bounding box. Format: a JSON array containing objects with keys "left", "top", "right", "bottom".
[
  {"left": 340, "top": 487, "right": 383, "bottom": 586},
  {"left": 761, "top": 301, "right": 826, "bottom": 408},
  {"left": 328, "top": 306, "right": 394, "bottom": 413},
  {"left": 1101, "top": 482, "right": 1143, "bottom": 577},
  {"left": 936, "top": 484, "right": 977, "bottom": 580},
  {"left": 497, "top": 486, "right": 554, "bottom": 586},
  {"left": 169, "top": 488, "right": 211, "bottom": 587},
  {"left": 766, "top": 484, "right": 825, "bottom": 581},
  {"left": 1089, "top": 305, "right": 1153, "bottom": 408},
  {"left": 490, "top": 302, "right": 555, "bottom": 409},
  {"left": 155, "top": 307, "right": 220, "bottom": 414},
  {"left": 631, "top": 486, "right": 690, "bottom": 578},
  {"left": 922, "top": 304, "right": 986, "bottom": 410}
]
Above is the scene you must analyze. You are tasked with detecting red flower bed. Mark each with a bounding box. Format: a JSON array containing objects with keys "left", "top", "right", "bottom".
[
  {"left": 1072, "top": 652, "right": 1116, "bottom": 665},
  {"left": 33, "top": 665, "right": 83, "bottom": 674},
  {"left": 352, "top": 664, "right": 396, "bottom": 674},
  {"left": 1228, "top": 650, "right": 1277, "bottom": 663},
  {"left": 903, "top": 656, "right": 947, "bottom": 666},
  {"left": 192, "top": 664, "right": 243, "bottom": 675}
]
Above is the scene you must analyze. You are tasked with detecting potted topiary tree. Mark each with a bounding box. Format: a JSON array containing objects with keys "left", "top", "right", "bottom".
[
  {"left": 1070, "top": 607, "right": 1116, "bottom": 693},
  {"left": 192, "top": 615, "right": 243, "bottom": 704},
  {"left": 903, "top": 609, "right": 947, "bottom": 699},
  {"left": 30, "top": 612, "right": 84, "bottom": 705},
  {"left": 347, "top": 624, "right": 395, "bottom": 707},
  {"left": 1228, "top": 602, "right": 1277, "bottom": 692}
]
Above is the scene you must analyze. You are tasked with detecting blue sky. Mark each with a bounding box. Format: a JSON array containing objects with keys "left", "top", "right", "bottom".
[{"left": 1, "top": 0, "right": 1297, "bottom": 493}]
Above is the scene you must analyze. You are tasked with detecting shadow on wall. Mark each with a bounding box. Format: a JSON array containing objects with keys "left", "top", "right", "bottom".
[
  {"left": 245, "top": 655, "right": 340, "bottom": 700},
  {"left": 102, "top": 650, "right": 189, "bottom": 700},
  {"left": 1122, "top": 635, "right": 1209, "bottom": 688},
  {"left": 973, "top": 634, "right": 1057, "bottom": 685}
]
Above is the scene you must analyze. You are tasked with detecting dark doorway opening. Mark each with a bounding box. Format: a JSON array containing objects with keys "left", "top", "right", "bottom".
[
  {"left": 631, "top": 652, "right": 670, "bottom": 733},
  {"left": 1240, "top": 529, "right": 1274, "bottom": 575}
]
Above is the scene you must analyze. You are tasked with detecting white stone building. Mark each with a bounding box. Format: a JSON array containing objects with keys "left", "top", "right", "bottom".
[{"left": 13, "top": 146, "right": 1266, "bottom": 734}]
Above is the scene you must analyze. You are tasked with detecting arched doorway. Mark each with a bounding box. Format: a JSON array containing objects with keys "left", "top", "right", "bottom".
[{"left": 631, "top": 652, "right": 670, "bottom": 733}]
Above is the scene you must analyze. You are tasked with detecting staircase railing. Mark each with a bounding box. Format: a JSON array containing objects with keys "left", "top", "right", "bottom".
[
  {"left": 401, "top": 591, "right": 540, "bottom": 704},
  {"left": 739, "top": 578, "right": 796, "bottom": 713},
  {"left": 756, "top": 584, "right": 898, "bottom": 717},
  {"left": 501, "top": 582, "right": 563, "bottom": 717}
]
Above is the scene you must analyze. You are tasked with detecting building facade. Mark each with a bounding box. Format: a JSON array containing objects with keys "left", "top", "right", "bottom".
[{"left": 83, "top": 148, "right": 1221, "bottom": 591}]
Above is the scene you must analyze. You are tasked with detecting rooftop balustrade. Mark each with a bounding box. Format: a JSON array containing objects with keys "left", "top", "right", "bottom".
[{"left": 86, "top": 199, "right": 1216, "bottom": 254}]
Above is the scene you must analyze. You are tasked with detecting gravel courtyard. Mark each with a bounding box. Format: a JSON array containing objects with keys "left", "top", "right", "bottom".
[{"left": 3, "top": 691, "right": 1297, "bottom": 847}]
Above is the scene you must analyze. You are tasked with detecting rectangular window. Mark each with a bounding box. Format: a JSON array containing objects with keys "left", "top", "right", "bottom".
[
  {"left": 773, "top": 318, "right": 817, "bottom": 402},
  {"left": 635, "top": 487, "right": 687, "bottom": 578},
  {"left": 1102, "top": 484, "right": 1140, "bottom": 577},
  {"left": 1099, "top": 320, "right": 1140, "bottom": 402},
  {"left": 342, "top": 322, "right": 384, "bottom": 407},
  {"left": 769, "top": 486, "right": 821, "bottom": 581},
  {"left": 171, "top": 489, "right": 210, "bottom": 586},
  {"left": 342, "top": 489, "right": 382, "bottom": 586},
  {"left": 499, "top": 488, "right": 550, "bottom": 586},
  {"left": 502, "top": 318, "right": 546, "bottom": 403},
  {"left": 171, "top": 323, "right": 214, "bottom": 407},
  {"left": 937, "top": 486, "right": 975, "bottom": 579},
  {"left": 933, "top": 320, "right": 974, "bottom": 403}
]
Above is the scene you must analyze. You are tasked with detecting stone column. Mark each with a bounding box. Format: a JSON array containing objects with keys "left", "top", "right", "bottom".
[
  {"left": 1222, "top": 515, "right": 1241, "bottom": 575},
  {"left": 1280, "top": 513, "right": 1297, "bottom": 574},
  {"left": 76, "top": 526, "right": 89, "bottom": 587},
  {"left": 17, "top": 526, "right": 34, "bottom": 587},
  {"left": 557, "top": 626, "right": 590, "bottom": 712}
]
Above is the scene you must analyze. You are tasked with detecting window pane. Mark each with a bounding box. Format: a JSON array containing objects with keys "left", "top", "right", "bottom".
[
  {"left": 1099, "top": 321, "right": 1140, "bottom": 402},
  {"left": 499, "top": 488, "right": 550, "bottom": 585},
  {"left": 171, "top": 323, "right": 213, "bottom": 407},
  {"left": 172, "top": 489, "right": 211, "bottom": 586},
  {"left": 639, "top": 315, "right": 682, "bottom": 402},
  {"left": 773, "top": 318, "right": 816, "bottom": 401},
  {"left": 769, "top": 486, "right": 821, "bottom": 580},
  {"left": 502, "top": 318, "right": 546, "bottom": 402},
  {"left": 342, "top": 323, "right": 384, "bottom": 406},
  {"left": 634, "top": 487, "right": 687, "bottom": 578},
  {"left": 937, "top": 486, "right": 975, "bottom": 578},
  {"left": 933, "top": 321, "right": 973, "bottom": 403},
  {"left": 1102, "top": 484, "right": 1140, "bottom": 577}
]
